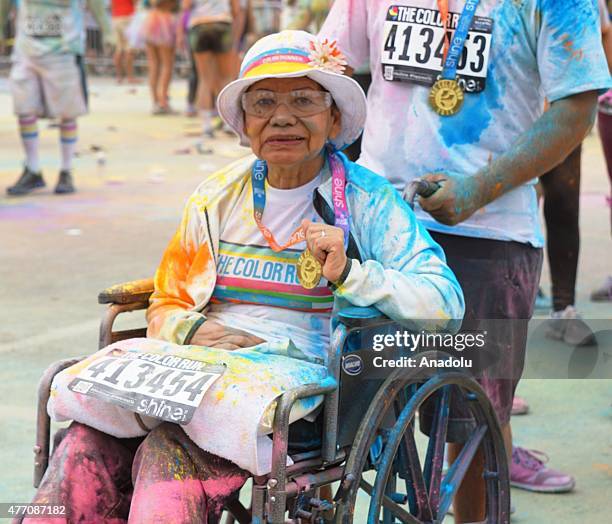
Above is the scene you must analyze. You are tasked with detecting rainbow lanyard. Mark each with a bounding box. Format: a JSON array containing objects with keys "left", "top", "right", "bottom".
[
  {"left": 437, "top": 0, "right": 481, "bottom": 80},
  {"left": 251, "top": 149, "right": 350, "bottom": 252}
]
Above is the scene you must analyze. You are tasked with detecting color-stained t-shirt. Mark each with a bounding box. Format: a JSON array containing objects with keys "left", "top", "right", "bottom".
[
  {"left": 320, "top": 0, "right": 612, "bottom": 247},
  {"left": 206, "top": 171, "right": 332, "bottom": 363},
  {"left": 189, "top": 0, "right": 232, "bottom": 25},
  {"left": 112, "top": 0, "right": 135, "bottom": 17},
  {"left": 12, "top": 0, "right": 108, "bottom": 57}
]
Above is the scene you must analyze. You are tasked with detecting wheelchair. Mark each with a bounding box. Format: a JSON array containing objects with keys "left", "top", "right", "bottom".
[{"left": 33, "top": 276, "right": 510, "bottom": 524}]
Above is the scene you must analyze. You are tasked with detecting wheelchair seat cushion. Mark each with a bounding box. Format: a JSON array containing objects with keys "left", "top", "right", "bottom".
[{"left": 47, "top": 337, "right": 332, "bottom": 475}]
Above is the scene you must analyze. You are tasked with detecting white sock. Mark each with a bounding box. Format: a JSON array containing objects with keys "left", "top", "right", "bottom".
[
  {"left": 200, "top": 109, "right": 214, "bottom": 134},
  {"left": 59, "top": 119, "right": 77, "bottom": 171},
  {"left": 18, "top": 115, "right": 40, "bottom": 172}
]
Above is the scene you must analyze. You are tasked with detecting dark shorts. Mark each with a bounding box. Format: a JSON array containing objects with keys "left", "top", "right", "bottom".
[
  {"left": 189, "top": 22, "right": 233, "bottom": 53},
  {"left": 419, "top": 232, "right": 543, "bottom": 442}
]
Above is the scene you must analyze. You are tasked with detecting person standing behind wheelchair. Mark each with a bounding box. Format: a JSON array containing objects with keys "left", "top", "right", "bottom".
[
  {"left": 320, "top": 0, "right": 610, "bottom": 522},
  {"left": 27, "top": 31, "right": 464, "bottom": 523}
]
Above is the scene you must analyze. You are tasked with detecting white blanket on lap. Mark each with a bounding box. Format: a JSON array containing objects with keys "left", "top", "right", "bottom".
[{"left": 48, "top": 338, "right": 331, "bottom": 475}]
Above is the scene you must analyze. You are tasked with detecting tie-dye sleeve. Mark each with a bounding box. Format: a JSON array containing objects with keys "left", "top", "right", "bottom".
[
  {"left": 536, "top": 0, "right": 611, "bottom": 102},
  {"left": 146, "top": 196, "right": 217, "bottom": 344}
]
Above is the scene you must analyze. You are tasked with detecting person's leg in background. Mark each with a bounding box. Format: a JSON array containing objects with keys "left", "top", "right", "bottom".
[
  {"left": 591, "top": 102, "right": 612, "bottom": 301},
  {"left": 186, "top": 49, "right": 198, "bottom": 116},
  {"left": 145, "top": 43, "right": 161, "bottom": 113},
  {"left": 215, "top": 48, "right": 237, "bottom": 134},
  {"left": 129, "top": 423, "right": 249, "bottom": 523},
  {"left": 157, "top": 44, "right": 176, "bottom": 112},
  {"left": 56, "top": 119, "right": 77, "bottom": 194},
  {"left": 193, "top": 48, "right": 217, "bottom": 138},
  {"left": 6, "top": 114, "right": 45, "bottom": 195},
  {"left": 540, "top": 145, "right": 595, "bottom": 345},
  {"left": 112, "top": 18, "right": 126, "bottom": 83}
]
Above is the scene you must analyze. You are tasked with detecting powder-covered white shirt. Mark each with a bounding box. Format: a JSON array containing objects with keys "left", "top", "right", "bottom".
[
  {"left": 321, "top": 0, "right": 612, "bottom": 247},
  {"left": 206, "top": 171, "right": 333, "bottom": 363}
]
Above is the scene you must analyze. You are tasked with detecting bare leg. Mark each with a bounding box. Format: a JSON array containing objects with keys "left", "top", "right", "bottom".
[
  {"left": 449, "top": 423, "right": 512, "bottom": 523},
  {"left": 194, "top": 51, "right": 216, "bottom": 112},
  {"left": 114, "top": 49, "right": 125, "bottom": 83},
  {"left": 145, "top": 43, "right": 160, "bottom": 109},
  {"left": 215, "top": 50, "right": 236, "bottom": 97},
  {"left": 126, "top": 49, "right": 138, "bottom": 83},
  {"left": 158, "top": 45, "right": 175, "bottom": 109}
]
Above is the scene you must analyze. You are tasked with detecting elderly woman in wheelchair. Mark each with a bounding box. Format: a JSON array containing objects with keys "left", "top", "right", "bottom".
[{"left": 29, "top": 31, "right": 470, "bottom": 524}]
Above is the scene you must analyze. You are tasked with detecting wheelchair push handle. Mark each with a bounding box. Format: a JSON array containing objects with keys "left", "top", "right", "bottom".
[{"left": 402, "top": 179, "right": 441, "bottom": 209}]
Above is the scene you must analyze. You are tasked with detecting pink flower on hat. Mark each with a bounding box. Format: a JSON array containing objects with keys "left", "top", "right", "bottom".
[{"left": 308, "top": 38, "right": 347, "bottom": 75}]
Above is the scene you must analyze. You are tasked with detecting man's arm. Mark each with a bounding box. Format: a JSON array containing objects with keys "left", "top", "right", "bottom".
[
  {"left": 420, "top": 90, "right": 598, "bottom": 225},
  {"left": 603, "top": 21, "right": 612, "bottom": 72},
  {"left": 87, "top": 0, "right": 113, "bottom": 44}
]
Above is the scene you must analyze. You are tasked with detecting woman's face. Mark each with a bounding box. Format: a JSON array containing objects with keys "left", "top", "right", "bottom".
[{"left": 243, "top": 77, "right": 342, "bottom": 167}]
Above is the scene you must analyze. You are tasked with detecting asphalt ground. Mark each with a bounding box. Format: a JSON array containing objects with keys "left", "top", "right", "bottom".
[{"left": 0, "top": 78, "right": 610, "bottom": 522}]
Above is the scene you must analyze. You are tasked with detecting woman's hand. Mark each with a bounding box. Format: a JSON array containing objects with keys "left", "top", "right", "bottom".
[
  {"left": 190, "top": 321, "right": 266, "bottom": 350},
  {"left": 302, "top": 219, "right": 348, "bottom": 283}
]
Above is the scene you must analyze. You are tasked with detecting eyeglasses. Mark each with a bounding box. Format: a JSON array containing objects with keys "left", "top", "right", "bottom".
[{"left": 241, "top": 89, "right": 333, "bottom": 118}]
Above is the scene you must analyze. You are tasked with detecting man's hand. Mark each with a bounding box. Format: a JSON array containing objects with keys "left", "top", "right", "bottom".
[
  {"left": 302, "top": 219, "right": 348, "bottom": 283},
  {"left": 418, "top": 172, "right": 486, "bottom": 226},
  {"left": 190, "top": 321, "right": 266, "bottom": 350}
]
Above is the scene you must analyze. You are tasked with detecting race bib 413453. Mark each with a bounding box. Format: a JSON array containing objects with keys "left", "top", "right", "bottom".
[{"left": 381, "top": 5, "right": 493, "bottom": 93}]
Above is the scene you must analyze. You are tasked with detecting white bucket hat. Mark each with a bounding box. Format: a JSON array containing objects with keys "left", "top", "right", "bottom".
[{"left": 217, "top": 30, "right": 367, "bottom": 150}]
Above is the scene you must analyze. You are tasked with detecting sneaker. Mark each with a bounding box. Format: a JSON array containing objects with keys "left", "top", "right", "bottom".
[
  {"left": 6, "top": 167, "right": 45, "bottom": 196},
  {"left": 194, "top": 141, "right": 214, "bottom": 155},
  {"left": 185, "top": 104, "right": 197, "bottom": 117},
  {"left": 545, "top": 305, "right": 595, "bottom": 346},
  {"left": 55, "top": 170, "right": 75, "bottom": 194},
  {"left": 590, "top": 276, "right": 612, "bottom": 302},
  {"left": 510, "top": 446, "right": 575, "bottom": 493},
  {"left": 534, "top": 287, "right": 551, "bottom": 312},
  {"left": 511, "top": 396, "right": 529, "bottom": 416}
]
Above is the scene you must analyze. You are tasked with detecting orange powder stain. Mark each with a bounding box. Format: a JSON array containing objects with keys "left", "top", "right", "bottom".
[{"left": 561, "top": 34, "right": 584, "bottom": 61}]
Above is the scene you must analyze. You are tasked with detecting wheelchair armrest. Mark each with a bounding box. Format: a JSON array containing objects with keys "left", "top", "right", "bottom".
[
  {"left": 336, "top": 306, "right": 395, "bottom": 329},
  {"left": 98, "top": 278, "right": 155, "bottom": 305}
]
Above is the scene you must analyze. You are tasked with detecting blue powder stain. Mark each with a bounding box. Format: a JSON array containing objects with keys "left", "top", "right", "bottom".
[
  {"left": 539, "top": 0, "right": 596, "bottom": 41},
  {"left": 438, "top": 1, "right": 517, "bottom": 147}
]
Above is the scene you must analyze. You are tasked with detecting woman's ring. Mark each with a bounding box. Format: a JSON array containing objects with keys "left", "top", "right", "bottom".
[{"left": 320, "top": 230, "right": 326, "bottom": 238}]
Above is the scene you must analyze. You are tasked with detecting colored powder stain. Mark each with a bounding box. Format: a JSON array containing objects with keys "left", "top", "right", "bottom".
[{"left": 438, "top": 0, "right": 516, "bottom": 147}]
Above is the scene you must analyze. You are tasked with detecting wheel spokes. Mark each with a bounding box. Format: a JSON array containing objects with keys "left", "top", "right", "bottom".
[
  {"left": 399, "top": 426, "right": 434, "bottom": 521},
  {"left": 360, "top": 479, "right": 421, "bottom": 524},
  {"left": 437, "top": 425, "right": 487, "bottom": 519},
  {"left": 423, "top": 385, "right": 450, "bottom": 514}
]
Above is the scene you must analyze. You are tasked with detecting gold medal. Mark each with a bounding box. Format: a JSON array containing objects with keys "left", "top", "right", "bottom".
[
  {"left": 429, "top": 79, "right": 464, "bottom": 116},
  {"left": 296, "top": 249, "right": 323, "bottom": 290}
]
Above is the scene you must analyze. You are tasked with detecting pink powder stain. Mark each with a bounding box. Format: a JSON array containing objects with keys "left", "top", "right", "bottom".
[
  {"left": 129, "top": 476, "right": 247, "bottom": 522},
  {"left": 129, "top": 479, "right": 204, "bottom": 523},
  {"left": 201, "top": 473, "right": 248, "bottom": 499}
]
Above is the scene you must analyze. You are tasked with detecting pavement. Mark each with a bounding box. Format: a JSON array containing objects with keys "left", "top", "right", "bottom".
[{"left": 0, "top": 77, "right": 611, "bottom": 523}]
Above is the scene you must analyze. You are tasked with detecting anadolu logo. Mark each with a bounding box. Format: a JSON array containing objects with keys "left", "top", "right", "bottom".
[
  {"left": 388, "top": 6, "right": 399, "bottom": 20},
  {"left": 342, "top": 354, "right": 363, "bottom": 376}
]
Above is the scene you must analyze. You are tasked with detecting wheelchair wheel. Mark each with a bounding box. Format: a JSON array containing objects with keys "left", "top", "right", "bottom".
[{"left": 335, "top": 365, "right": 510, "bottom": 524}]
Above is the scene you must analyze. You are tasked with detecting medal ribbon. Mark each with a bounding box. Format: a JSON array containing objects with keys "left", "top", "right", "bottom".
[
  {"left": 251, "top": 148, "right": 350, "bottom": 252},
  {"left": 439, "top": 0, "right": 481, "bottom": 81}
]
